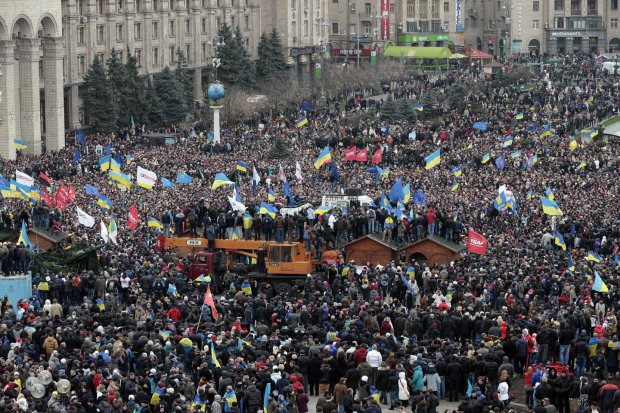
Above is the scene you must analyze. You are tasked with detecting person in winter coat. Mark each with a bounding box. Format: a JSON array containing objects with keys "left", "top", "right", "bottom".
[
  {"left": 398, "top": 371, "right": 410, "bottom": 407},
  {"left": 424, "top": 363, "right": 441, "bottom": 396},
  {"left": 445, "top": 356, "right": 463, "bottom": 402},
  {"left": 410, "top": 364, "right": 424, "bottom": 392},
  {"left": 318, "top": 362, "right": 333, "bottom": 397},
  {"left": 296, "top": 388, "right": 309, "bottom": 413},
  {"left": 376, "top": 362, "right": 391, "bottom": 404}
]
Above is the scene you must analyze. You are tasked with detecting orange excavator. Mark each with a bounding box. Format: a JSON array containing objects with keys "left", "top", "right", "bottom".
[{"left": 155, "top": 236, "right": 340, "bottom": 292}]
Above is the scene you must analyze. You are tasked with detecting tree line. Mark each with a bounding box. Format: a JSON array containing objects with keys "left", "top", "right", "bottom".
[{"left": 82, "top": 24, "right": 288, "bottom": 133}]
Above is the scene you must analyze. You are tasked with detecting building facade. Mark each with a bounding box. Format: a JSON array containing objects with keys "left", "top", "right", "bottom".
[
  {"left": 327, "top": 0, "right": 482, "bottom": 58},
  {"left": 0, "top": 0, "right": 65, "bottom": 158},
  {"left": 481, "top": 0, "right": 613, "bottom": 56},
  {"left": 0, "top": 0, "right": 261, "bottom": 159},
  {"left": 260, "top": 0, "right": 329, "bottom": 73}
]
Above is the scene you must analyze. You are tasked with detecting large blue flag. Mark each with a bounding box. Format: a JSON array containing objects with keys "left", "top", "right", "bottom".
[
  {"left": 72, "top": 148, "right": 81, "bottom": 165},
  {"left": 413, "top": 190, "right": 426, "bottom": 206},
  {"left": 388, "top": 178, "right": 404, "bottom": 203},
  {"left": 84, "top": 184, "right": 99, "bottom": 197}
]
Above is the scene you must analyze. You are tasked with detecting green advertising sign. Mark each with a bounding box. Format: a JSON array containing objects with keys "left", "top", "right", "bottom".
[{"left": 397, "top": 34, "right": 450, "bottom": 45}]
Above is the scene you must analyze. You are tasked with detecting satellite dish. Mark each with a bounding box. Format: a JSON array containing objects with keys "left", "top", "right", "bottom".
[
  {"left": 31, "top": 383, "right": 46, "bottom": 399},
  {"left": 37, "top": 370, "right": 53, "bottom": 385},
  {"left": 25, "top": 376, "right": 40, "bottom": 393},
  {"left": 56, "top": 379, "right": 71, "bottom": 394}
]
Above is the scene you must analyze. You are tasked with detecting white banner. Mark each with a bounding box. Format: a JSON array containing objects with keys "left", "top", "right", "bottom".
[
  {"left": 76, "top": 207, "right": 95, "bottom": 228},
  {"left": 136, "top": 166, "right": 157, "bottom": 189},
  {"left": 100, "top": 221, "right": 109, "bottom": 243},
  {"left": 228, "top": 196, "right": 246, "bottom": 213},
  {"left": 16, "top": 170, "right": 34, "bottom": 187}
]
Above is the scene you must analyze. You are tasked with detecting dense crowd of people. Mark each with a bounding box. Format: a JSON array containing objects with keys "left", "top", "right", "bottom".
[{"left": 0, "top": 54, "right": 619, "bottom": 413}]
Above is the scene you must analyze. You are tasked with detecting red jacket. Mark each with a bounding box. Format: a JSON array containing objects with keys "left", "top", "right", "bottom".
[
  {"left": 426, "top": 210, "right": 437, "bottom": 225},
  {"left": 354, "top": 347, "right": 368, "bottom": 365},
  {"left": 167, "top": 307, "right": 181, "bottom": 321}
]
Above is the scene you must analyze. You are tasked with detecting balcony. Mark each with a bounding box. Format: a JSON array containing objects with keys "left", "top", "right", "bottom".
[
  {"left": 359, "top": 13, "right": 376, "bottom": 22},
  {"left": 587, "top": 8, "right": 598, "bottom": 15},
  {"left": 571, "top": 8, "right": 581, "bottom": 15}
]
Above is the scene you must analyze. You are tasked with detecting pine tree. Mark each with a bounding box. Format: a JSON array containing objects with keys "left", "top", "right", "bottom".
[
  {"left": 124, "top": 48, "right": 147, "bottom": 127},
  {"left": 145, "top": 80, "right": 164, "bottom": 126},
  {"left": 269, "top": 28, "right": 287, "bottom": 72},
  {"left": 106, "top": 49, "right": 126, "bottom": 127},
  {"left": 153, "top": 67, "right": 186, "bottom": 125},
  {"left": 447, "top": 83, "right": 467, "bottom": 110},
  {"left": 268, "top": 138, "right": 291, "bottom": 159},
  {"left": 396, "top": 99, "right": 416, "bottom": 122},
  {"left": 175, "top": 48, "right": 195, "bottom": 116},
  {"left": 380, "top": 96, "right": 397, "bottom": 121},
  {"left": 233, "top": 26, "right": 256, "bottom": 89},
  {"left": 216, "top": 23, "right": 243, "bottom": 86},
  {"left": 256, "top": 32, "right": 274, "bottom": 80},
  {"left": 83, "top": 55, "right": 117, "bottom": 133}
]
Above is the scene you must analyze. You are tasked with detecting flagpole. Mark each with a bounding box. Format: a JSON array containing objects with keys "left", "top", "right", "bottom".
[{"left": 195, "top": 303, "right": 205, "bottom": 332}]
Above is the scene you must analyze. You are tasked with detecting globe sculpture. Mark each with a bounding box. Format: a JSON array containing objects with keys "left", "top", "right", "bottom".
[
  {"left": 208, "top": 83, "right": 225, "bottom": 144},
  {"left": 208, "top": 83, "right": 225, "bottom": 101}
]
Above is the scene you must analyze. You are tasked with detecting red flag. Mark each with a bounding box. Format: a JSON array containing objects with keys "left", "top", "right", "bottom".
[
  {"left": 371, "top": 148, "right": 383, "bottom": 164},
  {"left": 41, "top": 192, "right": 54, "bottom": 207},
  {"left": 68, "top": 185, "right": 76, "bottom": 203},
  {"left": 467, "top": 228, "right": 488, "bottom": 255},
  {"left": 38, "top": 171, "right": 52, "bottom": 186},
  {"left": 55, "top": 185, "right": 70, "bottom": 210},
  {"left": 355, "top": 147, "right": 369, "bottom": 162},
  {"left": 344, "top": 146, "right": 357, "bottom": 161},
  {"left": 203, "top": 285, "right": 218, "bottom": 320},
  {"left": 127, "top": 205, "right": 139, "bottom": 231}
]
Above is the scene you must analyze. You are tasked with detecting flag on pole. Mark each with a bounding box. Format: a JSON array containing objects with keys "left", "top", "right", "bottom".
[
  {"left": 252, "top": 167, "right": 260, "bottom": 193},
  {"left": 147, "top": 217, "right": 163, "bottom": 228},
  {"left": 593, "top": 271, "right": 609, "bottom": 293},
  {"left": 204, "top": 285, "right": 218, "bottom": 320},
  {"left": 467, "top": 228, "right": 488, "bottom": 255},
  {"left": 424, "top": 149, "right": 441, "bottom": 170},
  {"left": 263, "top": 383, "right": 271, "bottom": 413},
  {"left": 16, "top": 170, "right": 34, "bottom": 187},
  {"left": 210, "top": 341, "right": 221, "bottom": 368},
  {"left": 279, "top": 163, "right": 287, "bottom": 182},
  {"left": 14, "top": 139, "right": 28, "bottom": 150},
  {"left": 76, "top": 206, "right": 96, "bottom": 228},
  {"left": 554, "top": 231, "right": 566, "bottom": 251},
  {"left": 127, "top": 205, "right": 139, "bottom": 230},
  {"left": 136, "top": 166, "right": 157, "bottom": 189},
  {"left": 314, "top": 147, "right": 332, "bottom": 169},
  {"left": 100, "top": 220, "right": 110, "bottom": 243},
  {"left": 18, "top": 221, "right": 32, "bottom": 251},
  {"left": 161, "top": 178, "right": 175, "bottom": 188},
  {"left": 295, "top": 162, "right": 303, "bottom": 181},
  {"left": 108, "top": 216, "right": 118, "bottom": 245}
]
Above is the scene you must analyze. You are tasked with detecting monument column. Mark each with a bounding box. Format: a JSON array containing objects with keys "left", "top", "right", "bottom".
[
  {"left": 42, "top": 37, "right": 66, "bottom": 152},
  {"left": 16, "top": 38, "right": 42, "bottom": 155},
  {"left": 0, "top": 41, "right": 17, "bottom": 160}
]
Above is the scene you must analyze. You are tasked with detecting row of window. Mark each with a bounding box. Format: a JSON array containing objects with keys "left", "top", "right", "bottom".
[
  {"left": 77, "top": 0, "right": 251, "bottom": 15},
  {"left": 76, "top": 16, "right": 250, "bottom": 46},
  {"left": 75, "top": 38, "right": 250, "bottom": 75},
  {"left": 406, "top": 0, "right": 450, "bottom": 18}
]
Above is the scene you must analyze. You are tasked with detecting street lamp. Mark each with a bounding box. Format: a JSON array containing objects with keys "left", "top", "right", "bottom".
[{"left": 211, "top": 36, "right": 225, "bottom": 81}]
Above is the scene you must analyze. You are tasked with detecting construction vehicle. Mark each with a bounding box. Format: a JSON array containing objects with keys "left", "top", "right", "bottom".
[{"left": 155, "top": 236, "right": 341, "bottom": 293}]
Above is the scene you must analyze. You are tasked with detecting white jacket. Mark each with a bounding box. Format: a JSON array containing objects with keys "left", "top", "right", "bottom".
[{"left": 398, "top": 372, "right": 410, "bottom": 401}]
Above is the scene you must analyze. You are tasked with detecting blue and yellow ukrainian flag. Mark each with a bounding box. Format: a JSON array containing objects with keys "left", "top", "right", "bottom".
[
  {"left": 588, "top": 251, "right": 602, "bottom": 263},
  {"left": 481, "top": 153, "right": 491, "bottom": 164},
  {"left": 539, "top": 125, "right": 551, "bottom": 138},
  {"left": 568, "top": 253, "right": 575, "bottom": 271},
  {"left": 452, "top": 166, "right": 463, "bottom": 177},
  {"left": 403, "top": 182, "right": 411, "bottom": 204},
  {"left": 526, "top": 191, "right": 533, "bottom": 200},
  {"left": 380, "top": 167, "right": 390, "bottom": 181},
  {"left": 99, "top": 155, "right": 111, "bottom": 171},
  {"left": 528, "top": 154, "right": 538, "bottom": 166},
  {"left": 569, "top": 136, "right": 578, "bottom": 150},
  {"left": 210, "top": 342, "right": 221, "bottom": 368},
  {"left": 546, "top": 187, "right": 554, "bottom": 201},
  {"left": 212, "top": 173, "right": 234, "bottom": 190},
  {"left": 554, "top": 231, "right": 566, "bottom": 251},
  {"left": 424, "top": 148, "right": 441, "bottom": 170},
  {"left": 314, "top": 205, "right": 333, "bottom": 215},
  {"left": 296, "top": 115, "right": 308, "bottom": 128},
  {"left": 18, "top": 221, "right": 33, "bottom": 251},
  {"left": 97, "top": 195, "right": 113, "bottom": 209},
  {"left": 148, "top": 217, "right": 163, "bottom": 228},
  {"left": 576, "top": 161, "right": 587, "bottom": 170},
  {"left": 259, "top": 202, "right": 277, "bottom": 218},
  {"left": 503, "top": 136, "right": 514, "bottom": 147},
  {"left": 267, "top": 188, "right": 276, "bottom": 202},
  {"left": 14, "top": 139, "right": 28, "bottom": 150},
  {"left": 588, "top": 128, "right": 599, "bottom": 139},
  {"left": 515, "top": 113, "right": 524, "bottom": 120},
  {"left": 511, "top": 150, "right": 522, "bottom": 159},
  {"left": 109, "top": 171, "right": 132, "bottom": 190},
  {"left": 314, "top": 147, "right": 332, "bottom": 169},
  {"left": 451, "top": 181, "right": 459, "bottom": 191},
  {"left": 241, "top": 282, "right": 252, "bottom": 295},
  {"left": 593, "top": 271, "right": 609, "bottom": 292},
  {"left": 236, "top": 161, "right": 248, "bottom": 172},
  {"left": 413, "top": 104, "right": 424, "bottom": 112},
  {"left": 540, "top": 196, "right": 563, "bottom": 216},
  {"left": 406, "top": 266, "right": 415, "bottom": 277}
]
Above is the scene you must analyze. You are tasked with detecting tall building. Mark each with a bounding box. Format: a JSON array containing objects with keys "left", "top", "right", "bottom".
[
  {"left": 327, "top": 0, "right": 481, "bottom": 60},
  {"left": 260, "top": 0, "right": 329, "bottom": 71},
  {"left": 481, "top": 0, "right": 610, "bottom": 56},
  {"left": 0, "top": 0, "right": 261, "bottom": 159}
]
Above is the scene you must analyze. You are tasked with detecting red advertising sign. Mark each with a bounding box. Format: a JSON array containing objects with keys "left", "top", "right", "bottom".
[
  {"left": 380, "top": 0, "right": 390, "bottom": 41},
  {"left": 467, "top": 228, "right": 488, "bottom": 255}
]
